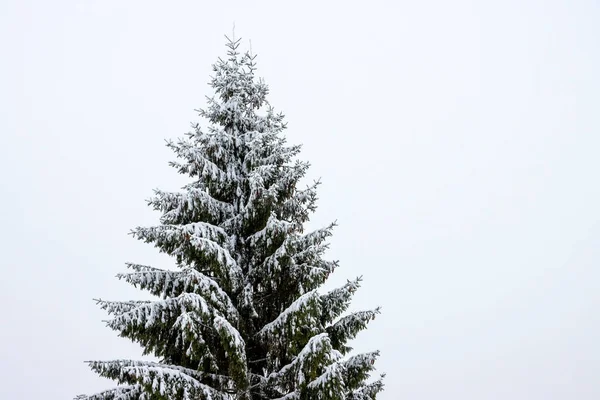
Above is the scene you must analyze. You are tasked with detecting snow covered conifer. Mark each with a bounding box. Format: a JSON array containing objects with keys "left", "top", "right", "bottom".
[{"left": 77, "top": 37, "right": 384, "bottom": 400}]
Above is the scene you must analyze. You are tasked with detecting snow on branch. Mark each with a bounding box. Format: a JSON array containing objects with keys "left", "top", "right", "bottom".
[
  {"left": 279, "top": 180, "right": 320, "bottom": 224},
  {"left": 166, "top": 138, "right": 233, "bottom": 183},
  {"left": 258, "top": 290, "right": 320, "bottom": 338},
  {"left": 296, "top": 222, "right": 337, "bottom": 251},
  {"left": 213, "top": 315, "right": 249, "bottom": 390},
  {"left": 326, "top": 309, "right": 381, "bottom": 354},
  {"left": 131, "top": 223, "right": 243, "bottom": 292},
  {"left": 133, "top": 221, "right": 227, "bottom": 245},
  {"left": 117, "top": 264, "right": 239, "bottom": 321},
  {"left": 86, "top": 360, "right": 228, "bottom": 400},
  {"left": 319, "top": 278, "right": 362, "bottom": 324},
  {"left": 247, "top": 212, "right": 295, "bottom": 247},
  {"left": 95, "top": 299, "right": 152, "bottom": 316},
  {"left": 306, "top": 361, "right": 344, "bottom": 394},
  {"left": 74, "top": 384, "right": 145, "bottom": 400},
  {"left": 104, "top": 292, "right": 212, "bottom": 334},
  {"left": 243, "top": 131, "right": 298, "bottom": 170},
  {"left": 256, "top": 223, "right": 336, "bottom": 281},
  {"left": 268, "top": 333, "right": 342, "bottom": 386},
  {"left": 149, "top": 187, "right": 233, "bottom": 225},
  {"left": 342, "top": 351, "right": 380, "bottom": 390},
  {"left": 346, "top": 374, "right": 385, "bottom": 400},
  {"left": 272, "top": 391, "right": 300, "bottom": 400}
]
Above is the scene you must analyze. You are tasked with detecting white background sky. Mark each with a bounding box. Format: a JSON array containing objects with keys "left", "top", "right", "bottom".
[{"left": 1, "top": 1, "right": 599, "bottom": 399}]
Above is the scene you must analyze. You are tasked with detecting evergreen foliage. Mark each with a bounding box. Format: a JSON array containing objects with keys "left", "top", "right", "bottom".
[{"left": 78, "top": 37, "right": 384, "bottom": 400}]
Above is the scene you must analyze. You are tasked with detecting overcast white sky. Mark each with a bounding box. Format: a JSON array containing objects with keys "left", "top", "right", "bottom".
[{"left": 1, "top": 1, "right": 599, "bottom": 399}]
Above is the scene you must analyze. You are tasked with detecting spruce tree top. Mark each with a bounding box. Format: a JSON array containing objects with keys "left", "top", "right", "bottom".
[{"left": 78, "top": 37, "right": 384, "bottom": 400}]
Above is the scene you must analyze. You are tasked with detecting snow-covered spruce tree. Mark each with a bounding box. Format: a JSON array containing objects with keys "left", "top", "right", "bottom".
[{"left": 77, "top": 37, "right": 384, "bottom": 400}]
